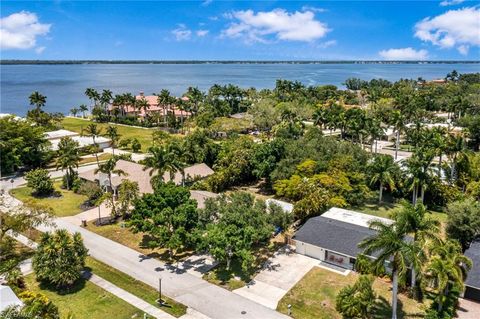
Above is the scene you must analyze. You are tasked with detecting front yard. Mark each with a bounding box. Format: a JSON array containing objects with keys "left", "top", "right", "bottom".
[
  {"left": 277, "top": 267, "right": 429, "bottom": 319},
  {"left": 10, "top": 181, "right": 89, "bottom": 217},
  {"left": 24, "top": 274, "right": 146, "bottom": 319}
]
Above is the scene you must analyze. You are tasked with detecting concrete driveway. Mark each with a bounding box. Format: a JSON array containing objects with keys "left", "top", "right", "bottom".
[
  {"left": 234, "top": 246, "right": 319, "bottom": 309},
  {"left": 456, "top": 298, "right": 480, "bottom": 319}
]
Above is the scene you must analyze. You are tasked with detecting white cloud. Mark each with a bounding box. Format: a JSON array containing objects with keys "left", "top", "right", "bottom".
[
  {"left": 0, "top": 11, "right": 51, "bottom": 50},
  {"left": 172, "top": 25, "right": 192, "bottom": 41},
  {"left": 317, "top": 40, "right": 337, "bottom": 49},
  {"left": 35, "top": 46, "right": 45, "bottom": 54},
  {"left": 196, "top": 29, "right": 209, "bottom": 37},
  {"left": 379, "top": 47, "right": 429, "bottom": 60},
  {"left": 439, "top": 0, "right": 465, "bottom": 7},
  {"left": 414, "top": 7, "right": 480, "bottom": 55},
  {"left": 301, "top": 6, "right": 327, "bottom": 13},
  {"left": 202, "top": 0, "right": 213, "bottom": 6},
  {"left": 222, "top": 8, "right": 330, "bottom": 43}
]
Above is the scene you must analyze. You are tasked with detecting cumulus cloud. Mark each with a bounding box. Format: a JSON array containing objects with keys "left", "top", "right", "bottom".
[
  {"left": 221, "top": 9, "right": 330, "bottom": 43},
  {"left": 414, "top": 7, "right": 480, "bottom": 55},
  {"left": 0, "top": 11, "right": 51, "bottom": 50},
  {"left": 439, "top": 0, "right": 465, "bottom": 6},
  {"left": 172, "top": 24, "right": 192, "bottom": 41},
  {"left": 196, "top": 29, "right": 209, "bottom": 37},
  {"left": 379, "top": 47, "right": 429, "bottom": 60}
]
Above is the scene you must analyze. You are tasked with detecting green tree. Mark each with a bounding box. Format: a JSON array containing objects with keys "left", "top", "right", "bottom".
[
  {"left": 368, "top": 154, "right": 398, "bottom": 203},
  {"left": 18, "top": 291, "right": 60, "bottom": 319},
  {"left": 143, "top": 145, "right": 185, "bottom": 182},
  {"left": 83, "top": 123, "right": 103, "bottom": 166},
  {"left": 446, "top": 198, "right": 480, "bottom": 250},
  {"left": 198, "top": 192, "right": 273, "bottom": 271},
  {"left": 359, "top": 221, "right": 421, "bottom": 319},
  {"left": 25, "top": 168, "right": 54, "bottom": 196},
  {"left": 424, "top": 240, "right": 472, "bottom": 313},
  {"left": 335, "top": 275, "right": 377, "bottom": 319},
  {"left": 79, "top": 104, "right": 88, "bottom": 118},
  {"left": 117, "top": 179, "right": 139, "bottom": 218},
  {"left": 131, "top": 138, "right": 141, "bottom": 152},
  {"left": 106, "top": 125, "right": 121, "bottom": 155},
  {"left": 94, "top": 157, "right": 127, "bottom": 216},
  {"left": 128, "top": 183, "right": 198, "bottom": 258},
  {"left": 70, "top": 107, "right": 79, "bottom": 117},
  {"left": 33, "top": 229, "right": 88, "bottom": 288},
  {"left": 85, "top": 87, "right": 100, "bottom": 111},
  {"left": 55, "top": 137, "right": 80, "bottom": 190},
  {"left": 29, "top": 91, "right": 47, "bottom": 109}
]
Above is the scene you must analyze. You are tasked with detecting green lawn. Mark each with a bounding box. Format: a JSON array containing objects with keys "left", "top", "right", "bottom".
[
  {"left": 11, "top": 181, "right": 88, "bottom": 217},
  {"left": 62, "top": 117, "right": 155, "bottom": 152},
  {"left": 277, "top": 267, "right": 429, "bottom": 319},
  {"left": 86, "top": 257, "right": 187, "bottom": 317},
  {"left": 24, "top": 274, "right": 146, "bottom": 319}
]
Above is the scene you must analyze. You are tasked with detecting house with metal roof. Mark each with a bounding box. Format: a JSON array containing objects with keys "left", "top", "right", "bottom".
[
  {"left": 463, "top": 239, "right": 480, "bottom": 301},
  {"left": 293, "top": 207, "right": 394, "bottom": 269}
]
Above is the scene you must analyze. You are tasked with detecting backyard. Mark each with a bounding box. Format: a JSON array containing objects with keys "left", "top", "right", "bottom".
[
  {"left": 277, "top": 267, "right": 430, "bottom": 319},
  {"left": 10, "top": 181, "right": 89, "bottom": 217}
]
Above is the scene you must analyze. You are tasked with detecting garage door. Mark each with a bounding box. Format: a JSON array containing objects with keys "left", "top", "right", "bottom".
[{"left": 305, "top": 243, "right": 325, "bottom": 260}]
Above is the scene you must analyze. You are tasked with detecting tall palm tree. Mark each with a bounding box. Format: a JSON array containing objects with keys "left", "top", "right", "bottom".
[
  {"left": 445, "top": 133, "right": 469, "bottom": 183},
  {"left": 136, "top": 97, "right": 150, "bottom": 119},
  {"left": 143, "top": 145, "right": 185, "bottom": 184},
  {"left": 85, "top": 88, "right": 100, "bottom": 112},
  {"left": 394, "top": 202, "right": 440, "bottom": 289},
  {"left": 359, "top": 221, "right": 420, "bottom": 319},
  {"left": 100, "top": 89, "right": 113, "bottom": 111},
  {"left": 79, "top": 104, "right": 88, "bottom": 118},
  {"left": 83, "top": 123, "right": 103, "bottom": 166},
  {"left": 368, "top": 154, "right": 398, "bottom": 203},
  {"left": 425, "top": 240, "right": 472, "bottom": 312},
  {"left": 105, "top": 126, "right": 120, "bottom": 155},
  {"left": 185, "top": 86, "right": 205, "bottom": 116},
  {"left": 94, "top": 157, "right": 127, "bottom": 216},
  {"left": 70, "top": 107, "right": 79, "bottom": 117},
  {"left": 155, "top": 89, "right": 174, "bottom": 126},
  {"left": 55, "top": 137, "right": 81, "bottom": 190},
  {"left": 29, "top": 91, "right": 47, "bottom": 110},
  {"left": 406, "top": 149, "right": 435, "bottom": 204}
]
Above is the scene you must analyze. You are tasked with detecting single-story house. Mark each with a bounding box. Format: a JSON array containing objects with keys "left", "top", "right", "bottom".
[
  {"left": 463, "top": 239, "right": 480, "bottom": 301},
  {"left": 45, "top": 129, "right": 111, "bottom": 151},
  {"left": 78, "top": 160, "right": 214, "bottom": 195},
  {"left": 190, "top": 190, "right": 219, "bottom": 209},
  {"left": 294, "top": 208, "right": 393, "bottom": 269},
  {"left": 0, "top": 285, "right": 23, "bottom": 312}
]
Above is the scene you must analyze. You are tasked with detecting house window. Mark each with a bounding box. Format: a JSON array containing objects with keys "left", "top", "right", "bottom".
[{"left": 349, "top": 257, "right": 356, "bottom": 264}]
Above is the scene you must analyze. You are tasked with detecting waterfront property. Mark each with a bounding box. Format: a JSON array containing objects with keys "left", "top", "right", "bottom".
[
  {"left": 294, "top": 208, "right": 393, "bottom": 269},
  {"left": 45, "top": 129, "right": 111, "bottom": 151},
  {"left": 463, "top": 239, "right": 480, "bottom": 302}
]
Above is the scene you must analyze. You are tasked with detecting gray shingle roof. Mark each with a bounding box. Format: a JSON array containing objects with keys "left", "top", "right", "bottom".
[
  {"left": 293, "top": 216, "right": 378, "bottom": 258},
  {"left": 465, "top": 239, "right": 480, "bottom": 289}
]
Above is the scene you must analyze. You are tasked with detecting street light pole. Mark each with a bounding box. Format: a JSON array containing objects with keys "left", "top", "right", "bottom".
[{"left": 158, "top": 277, "right": 162, "bottom": 306}]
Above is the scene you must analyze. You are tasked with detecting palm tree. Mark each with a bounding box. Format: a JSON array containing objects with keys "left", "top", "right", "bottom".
[
  {"left": 56, "top": 137, "right": 81, "bottom": 190},
  {"left": 106, "top": 126, "right": 120, "bottom": 155},
  {"left": 394, "top": 202, "right": 440, "bottom": 290},
  {"left": 83, "top": 123, "right": 103, "bottom": 166},
  {"left": 445, "top": 133, "right": 469, "bottom": 183},
  {"left": 389, "top": 110, "right": 405, "bottom": 160},
  {"left": 406, "top": 149, "right": 435, "bottom": 204},
  {"left": 368, "top": 154, "right": 398, "bottom": 203},
  {"left": 143, "top": 145, "right": 185, "bottom": 184},
  {"left": 29, "top": 91, "right": 47, "bottom": 110},
  {"left": 79, "top": 104, "right": 88, "bottom": 118},
  {"left": 155, "top": 89, "right": 174, "bottom": 127},
  {"left": 70, "top": 107, "right": 79, "bottom": 117},
  {"left": 136, "top": 97, "right": 150, "bottom": 119},
  {"left": 95, "top": 157, "right": 127, "bottom": 217},
  {"left": 85, "top": 88, "right": 100, "bottom": 111},
  {"left": 424, "top": 240, "right": 472, "bottom": 312},
  {"left": 359, "top": 220, "right": 421, "bottom": 319},
  {"left": 100, "top": 89, "right": 113, "bottom": 111}
]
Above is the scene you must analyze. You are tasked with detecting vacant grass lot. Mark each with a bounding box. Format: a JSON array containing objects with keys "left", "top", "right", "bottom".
[
  {"left": 86, "top": 257, "right": 187, "bottom": 317},
  {"left": 277, "top": 267, "right": 429, "bottom": 319},
  {"left": 24, "top": 274, "right": 145, "bottom": 319},
  {"left": 11, "top": 181, "right": 88, "bottom": 217},
  {"left": 62, "top": 117, "right": 155, "bottom": 152}
]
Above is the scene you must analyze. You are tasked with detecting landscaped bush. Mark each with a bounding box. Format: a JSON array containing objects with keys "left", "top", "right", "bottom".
[
  {"left": 131, "top": 138, "right": 141, "bottom": 152},
  {"left": 62, "top": 170, "right": 79, "bottom": 190},
  {"left": 25, "top": 168, "right": 54, "bottom": 196},
  {"left": 77, "top": 181, "right": 103, "bottom": 205},
  {"left": 354, "top": 254, "right": 386, "bottom": 277}
]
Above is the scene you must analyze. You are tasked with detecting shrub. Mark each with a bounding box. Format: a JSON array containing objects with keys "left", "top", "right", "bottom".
[
  {"left": 336, "top": 275, "right": 376, "bottom": 319},
  {"left": 25, "top": 168, "right": 54, "bottom": 196},
  {"left": 354, "top": 254, "right": 386, "bottom": 277},
  {"left": 18, "top": 291, "right": 60, "bottom": 319},
  {"left": 62, "top": 170, "right": 79, "bottom": 190},
  {"left": 77, "top": 181, "right": 103, "bottom": 205},
  {"left": 118, "top": 138, "right": 131, "bottom": 149},
  {"left": 33, "top": 229, "right": 88, "bottom": 288},
  {"left": 131, "top": 138, "right": 141, "bottom": 152}
]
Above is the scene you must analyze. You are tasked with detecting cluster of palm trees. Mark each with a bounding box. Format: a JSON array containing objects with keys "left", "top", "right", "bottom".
[{"left": 360, "top": 202, "right": 471, "bottom": 319}]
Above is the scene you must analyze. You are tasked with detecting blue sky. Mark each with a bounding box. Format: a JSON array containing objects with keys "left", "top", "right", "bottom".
[{"left": 1, "top": 1, "right": 479, "bottom": 60}]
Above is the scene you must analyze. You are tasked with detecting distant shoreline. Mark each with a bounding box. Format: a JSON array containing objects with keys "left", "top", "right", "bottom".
[{"left": 1, "top": 60, "right": 479, "bottom": 65}]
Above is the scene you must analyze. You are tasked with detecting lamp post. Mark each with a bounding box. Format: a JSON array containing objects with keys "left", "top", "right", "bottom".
[
  {"left": 10, "top": 178, "right": 14, "bottom": 190},
  {"left": 158, "top": 277, "right": 162, "bottom": 306}
]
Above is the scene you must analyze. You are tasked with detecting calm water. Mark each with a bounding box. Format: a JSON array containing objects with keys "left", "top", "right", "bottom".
[{"left": 1, "top": 63, "right": 478, "bottom": 115}]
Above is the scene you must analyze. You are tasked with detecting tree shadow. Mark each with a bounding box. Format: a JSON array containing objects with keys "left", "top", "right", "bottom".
[
  {"left": 372, "top": 295, "right": 424, "bottom": 319},
  {"left": 37, "top": 276, "right": 87, "bottom": 296}
]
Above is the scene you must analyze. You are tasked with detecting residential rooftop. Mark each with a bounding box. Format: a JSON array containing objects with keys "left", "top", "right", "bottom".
[
  {"left": 465, "top": 239, "right": 480, "bottom": 289},
  {"left": 322, "top": 207, "right": 393, "bottom": 228}
]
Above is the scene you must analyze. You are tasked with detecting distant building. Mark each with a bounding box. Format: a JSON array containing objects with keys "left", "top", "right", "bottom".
[
  {"left": 109, "top": 92, "right": 191, "bottom": 119},
  {"left": 294, "top": 207, "right": 394, "bottom": 269},
  {"left": 78, "top": 159, "right": 214, "bottom": 195},
  {"left": 463, "top": 239, "right": 480, "bottom": 301},
  {"left": 45, "top": 129, "right": 111, "bottom": 151}
]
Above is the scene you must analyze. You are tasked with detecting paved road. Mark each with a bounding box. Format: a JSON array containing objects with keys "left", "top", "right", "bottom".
[{"left": 38, "top": 218, "right": 289, "bottom": 319}]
